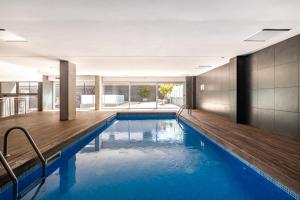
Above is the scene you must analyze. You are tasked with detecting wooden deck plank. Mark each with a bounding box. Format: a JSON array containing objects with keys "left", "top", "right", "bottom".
[
  {"left": 180, "top": 110, "right": 300, "bottom": 195},
  {"left": 0, "top": 111, "right": 116, "bottom": 185}
]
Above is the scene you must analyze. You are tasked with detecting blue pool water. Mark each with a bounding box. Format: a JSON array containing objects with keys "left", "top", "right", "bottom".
[{"left": 4, "top": 114, "right": 295, "bottom": 200}]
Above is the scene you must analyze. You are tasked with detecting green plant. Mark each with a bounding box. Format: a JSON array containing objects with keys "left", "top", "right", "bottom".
[
  {"left": 159, "top": 84, "right": 173, "bottom": 98},
  {"left": 139, "top": 86, "right": 150, "bottom": 98}
]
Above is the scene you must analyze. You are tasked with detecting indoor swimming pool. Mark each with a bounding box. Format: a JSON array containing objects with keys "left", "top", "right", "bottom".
[{"left": 0, "top": 114, "right": 296, "bottom": 200}]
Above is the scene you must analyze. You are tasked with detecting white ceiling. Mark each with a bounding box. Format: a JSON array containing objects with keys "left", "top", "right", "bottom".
[{"left": 0, "top": 0, "right": 300, "bottom": 80}]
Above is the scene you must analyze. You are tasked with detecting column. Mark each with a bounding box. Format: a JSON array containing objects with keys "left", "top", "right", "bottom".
[
  {"left": 185, "top": 76, "right": 197, "bottom": 109},
  {"left": 42, "top": 75, "right": 53, "bottom": 111},
  {"left": 14, "top": 82, "right": 19, "bottom": 114},
  {"left": 38, "top": 82, "right": 43, "bottom": 111},
  {"left": 60, "top": 60, "right": 76, "bottom": 121},
  {"left": 0, "top": 82, "right": 2, "bottom": 116},
  {"left": 95, "top": 76, "right": 103, "bottom": 110}
]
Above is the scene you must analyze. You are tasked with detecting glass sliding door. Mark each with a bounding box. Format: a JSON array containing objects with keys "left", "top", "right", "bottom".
[
  {"left": 157, "top": 83, "right": 183, "bottom": 109},
  {"left": 129, "top": 83, "right": 156, "bottom": 109},
  {"left": 102, "top": 83, "right": 129, "bottom": 109}
]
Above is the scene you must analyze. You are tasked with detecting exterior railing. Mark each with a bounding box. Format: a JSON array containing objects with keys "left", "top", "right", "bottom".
[{"left": 0, "top": 96, "right": 35, "bottom": 118}]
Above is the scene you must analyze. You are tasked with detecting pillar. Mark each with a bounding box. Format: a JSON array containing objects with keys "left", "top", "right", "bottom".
[
  {"left": 38, "top": 82, "right": 43, "bottom": 111},
  {"left": 42, "top": 75, "right": 53, "bottom": 111},
  {"left": 14, "top": 82, "right": 19, "bottom": 114},
  {"left": 95, "top": 76, "right": 103, "bottom": 110},
  {"left": 60, "top": 61, "right": 76, "bottom": 121},
  {"left": 185, "top": 76, "right": 197, "bottom": 109},
  {"left": 0, "top": 82, "right": 2, "bottom": 116}
]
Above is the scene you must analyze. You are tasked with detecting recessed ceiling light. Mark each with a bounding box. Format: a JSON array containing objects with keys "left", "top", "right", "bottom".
[
  {"left": 0, "top": 29, "right": 27, "bottom": 42},
  {"left": 244, "top": 29, "right": 291, "bottom": 42}
]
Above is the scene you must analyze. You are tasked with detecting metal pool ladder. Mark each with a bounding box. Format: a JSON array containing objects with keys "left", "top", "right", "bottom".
[
  {"left": 176, "top": 104, "right": 192, "bottom": 118},
  {"left": 0, "top": 151, "right": 18, "bottom": 199},
  {"left": 1, "top": 126, "right": 47, "bottom": 199}
]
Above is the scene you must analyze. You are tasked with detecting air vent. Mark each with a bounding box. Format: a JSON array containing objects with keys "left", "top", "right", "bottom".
[
  {"left": 244, "top": 29, "right": 291, "bottom": 42},
  {"left": 196, "top": 65, "right": 212, "bottom": 68}
]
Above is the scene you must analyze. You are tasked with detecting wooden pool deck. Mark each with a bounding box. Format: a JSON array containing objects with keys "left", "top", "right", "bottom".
[
  {"left": 0, "top": 111, "right": 116, "bottom": 185},
  {"left": 180, "top": 110, "right": 300, "bottom": 196},
  {"left": 0, "top": 109, "right": 299, "bottom": 196}
]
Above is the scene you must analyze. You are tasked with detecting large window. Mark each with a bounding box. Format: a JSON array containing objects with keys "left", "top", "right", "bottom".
[
  {"left": 52, "top": 80, "right": 96, "bottom": 110},
  {"left": 157, "top": 83, "right": 184, "bottom": 109},
  {"left": 130, "top": 83, "right": 156, "bottom": 109},
  {"left": 1, "top": 82, "right": 17, "bottom": 93},
  {"left": 19, "top": 82, "right": 38, "bottom": 93},
  {"left": 102, "top": 84, "right": 129, "bottom": 109},
  {"left": 76, "top": 80, "right": 95, "bottom": 110},
  {"left": 18, "top": 82, "right": 39, "bottom": 111},
  {"left": 0, "top": 81, "right": 39, "bottom": 117},
  {"left": 102, "top": 82, "right": 184, "bottom": 109}
]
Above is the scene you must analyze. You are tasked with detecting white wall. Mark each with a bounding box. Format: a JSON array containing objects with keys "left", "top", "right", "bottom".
[{"left": 0, "top": 61, "right": 42, "bottom": 81}]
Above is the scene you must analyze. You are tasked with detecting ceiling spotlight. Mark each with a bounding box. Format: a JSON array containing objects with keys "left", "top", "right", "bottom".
[{"left": 0, "top": 29, "right": 27, "bottom": 42}]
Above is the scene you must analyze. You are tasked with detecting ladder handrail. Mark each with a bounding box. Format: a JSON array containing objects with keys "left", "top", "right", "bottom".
[
  {"left": 176, "top": 104, "right": 186, "bottom": 116},
  {"left": 0, "top": 151, "right": 18, "bottom": 200},
  {"left": 187, "top": 105, "right": 192, "bottom": 115},
  {"left": 177, "top": 104, "right": 192, "bottom": 117},
  {"left": 3, "top": 126, "right": 46, "bottom": 178}
]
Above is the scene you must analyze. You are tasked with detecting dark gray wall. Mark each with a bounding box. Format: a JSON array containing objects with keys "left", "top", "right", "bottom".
[
  {"left": 195, "top": 34, "right": 300, "bottom": 138},
  {"left": 186, "top": 76, "right": 197, "bottom": 109},
  {"left": 248, "top": 35, "right": 300, "bottom": 137},
  {"left": 196, "top": 59, "right": 237, "bottom": 122}
]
